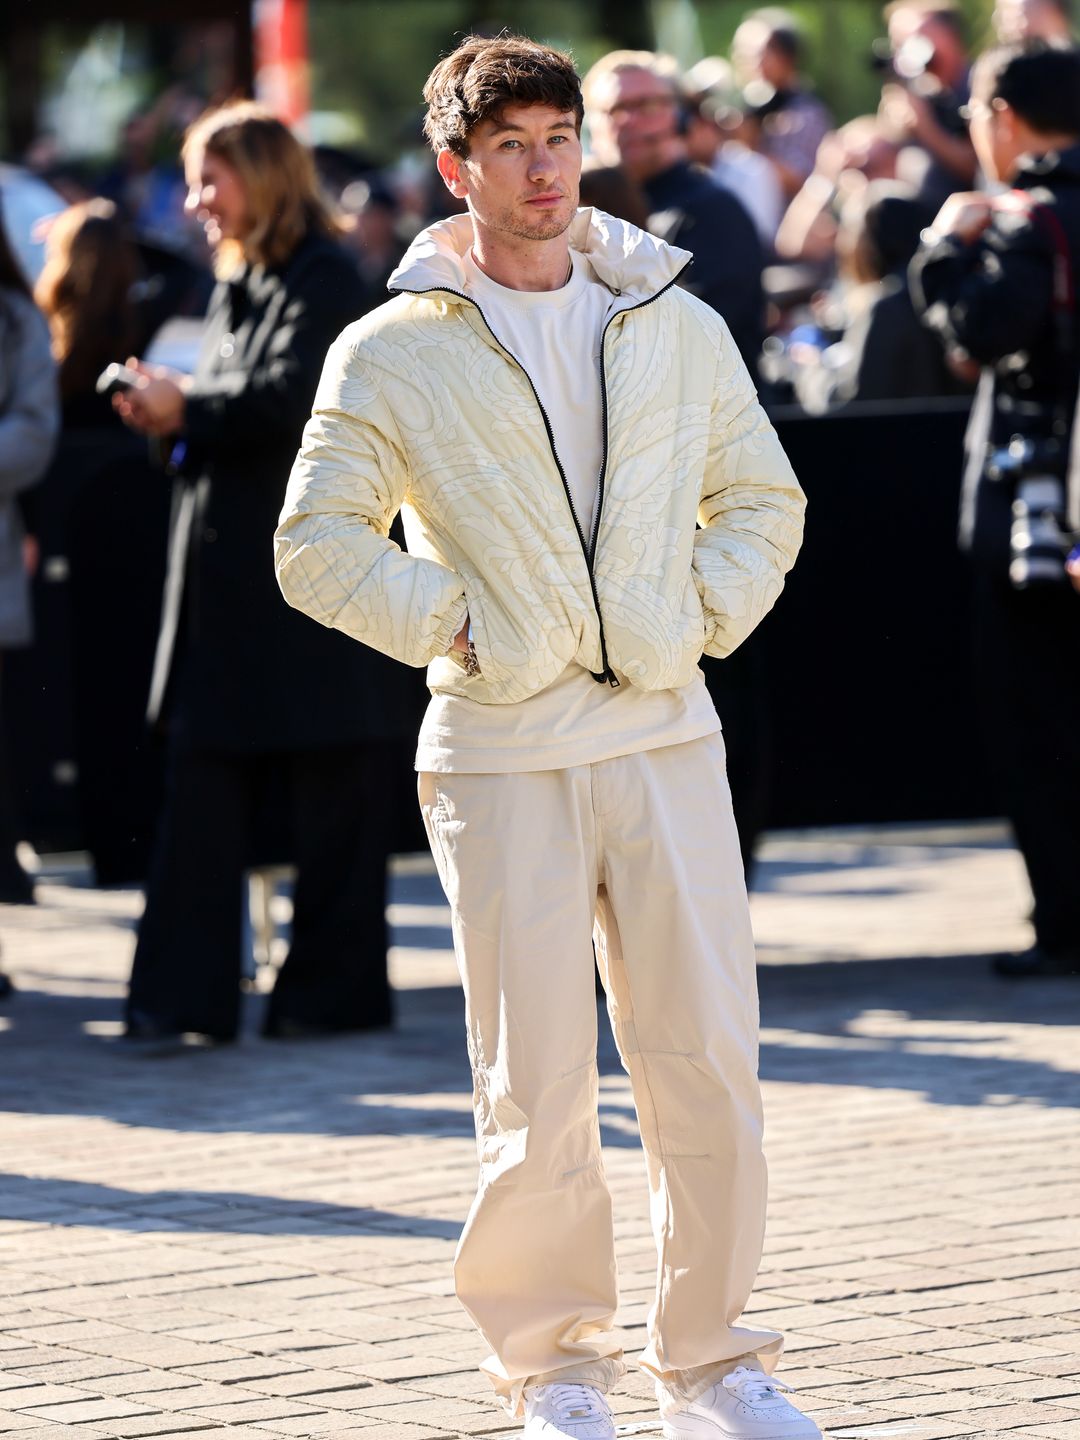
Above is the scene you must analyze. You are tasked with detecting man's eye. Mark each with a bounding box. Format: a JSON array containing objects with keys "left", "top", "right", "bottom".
[{"left": 501, "top": 139, "right": 521, "bottom": 149}]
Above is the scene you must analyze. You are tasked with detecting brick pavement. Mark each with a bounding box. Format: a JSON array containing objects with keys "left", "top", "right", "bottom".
[{"left": 0, "top": 823, "right": 1078, "bottom": 1440}]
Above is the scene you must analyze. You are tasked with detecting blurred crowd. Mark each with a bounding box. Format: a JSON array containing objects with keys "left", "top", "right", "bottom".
[
  {"left": 0, "top": 0, "right": 1078, "bottom": 1021},
  {"left": 9, "top": 0, "right": 1077, "bottom": 411}
]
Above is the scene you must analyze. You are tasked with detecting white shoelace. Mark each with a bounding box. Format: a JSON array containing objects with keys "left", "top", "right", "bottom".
[
  {"left": 546, "top": 1383, "right": 611, "bottom": 1420},
  {"left": 722, "top": 1367, "right": 795, "bottom": 1405}
]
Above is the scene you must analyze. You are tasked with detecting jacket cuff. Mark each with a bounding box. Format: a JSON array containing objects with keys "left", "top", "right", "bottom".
[{"left": 429, "top": 592, "right": 469, "bottom": 659}]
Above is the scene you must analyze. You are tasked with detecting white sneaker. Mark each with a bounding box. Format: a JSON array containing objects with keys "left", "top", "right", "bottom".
[
  {"left": 523, "top": 1382, "right": 616, "bottom": 1438},
  {"left": 662, "top": 1365, "right": 822, "bottom": 1440}
]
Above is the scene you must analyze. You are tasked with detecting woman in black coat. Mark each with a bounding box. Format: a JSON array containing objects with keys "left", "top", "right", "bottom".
[{"left": 116, "top": 101, "right": 414, "bottom": 1045}]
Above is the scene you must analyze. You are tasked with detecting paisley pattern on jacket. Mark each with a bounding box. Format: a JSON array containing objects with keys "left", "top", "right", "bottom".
[{"left": 275, "top": 207, "right": 806, "bottom": 705}]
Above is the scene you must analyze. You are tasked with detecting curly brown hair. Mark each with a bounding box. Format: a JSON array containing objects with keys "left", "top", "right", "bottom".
[{"left": 423, "top": 34, "right": 583, "bottom": 158}]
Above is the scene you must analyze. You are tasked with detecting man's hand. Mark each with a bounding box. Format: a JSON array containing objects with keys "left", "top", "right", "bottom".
[
  {"left": 113, "top": 357, "right": 189, "bottom": 437},
  {"left": 449, "top": 615, "right": 470, "bottom": 654},
  {"left": 928, "top": 192, "right": 994, "bottom": 245},
  {"left": 879, "top": 83, "right": 932, "bottom": 143}
]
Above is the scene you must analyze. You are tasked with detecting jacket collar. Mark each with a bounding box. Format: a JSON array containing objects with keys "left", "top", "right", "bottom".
[
  {"left": 388, "top": 207, "right": 691, "bottom": 307},
  {"left": 1015, "top": 141, "right": 1080, "bottom": 188}
]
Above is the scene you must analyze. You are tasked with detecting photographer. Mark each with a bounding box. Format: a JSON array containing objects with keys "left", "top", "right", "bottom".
[
  {"left": 878, "top": 1, "right": 976, "bottom": 207},
  {"left": 731, "top": 8, "right": 833, "bottom": 201},
  {"left": 910, "top": 41, "right": 1080, "bottom": 979}
]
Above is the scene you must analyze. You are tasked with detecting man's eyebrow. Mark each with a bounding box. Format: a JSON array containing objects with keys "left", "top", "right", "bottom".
[{"left": 486, "top": 118, "right": 577, "bottom": 135}]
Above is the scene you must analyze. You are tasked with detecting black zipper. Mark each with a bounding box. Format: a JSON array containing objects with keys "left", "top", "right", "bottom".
[
  {"left": 395, "top": 262, "right": 691, "bottom": 686},
  {"left": 592, "top": 261, "right": 693, "bottom": 563}
]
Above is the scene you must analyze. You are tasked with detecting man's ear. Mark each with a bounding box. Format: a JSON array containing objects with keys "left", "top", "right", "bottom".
[
  {"left": 437, "top": 148, "right": 469, "bottom": 199},
  {"left": 993, "top": 96, "right": 1016, "bottom": 140}
]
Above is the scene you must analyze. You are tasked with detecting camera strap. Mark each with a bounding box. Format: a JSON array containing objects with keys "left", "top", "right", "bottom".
[
  {"left": 1001, "top": 190, "right": 1076, "bottom": 407},
  {"left": 1002, "top": 190, "right": 1080, "bottom": 532}
]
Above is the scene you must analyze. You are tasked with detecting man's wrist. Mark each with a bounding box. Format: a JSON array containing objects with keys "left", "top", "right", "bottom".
[{"left": 448, "top": 636, "right": 481, "bottom": 677}]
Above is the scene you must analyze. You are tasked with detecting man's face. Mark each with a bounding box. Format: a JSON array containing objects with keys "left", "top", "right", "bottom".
[
  {"left": 587, "top": 67, "right": 681, "bottom": 179},
  {"left": 965, "top": 95, "right": 1015, "bottom": 182},
  {"left": 888, "top": 8, "right": 968, "bottom": 89},
  {"left": 438, "top": 103, "right": 581, "bottom": 246}
]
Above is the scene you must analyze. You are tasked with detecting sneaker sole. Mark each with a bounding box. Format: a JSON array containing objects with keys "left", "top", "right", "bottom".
[
  {"left": 526, "top": 1424, "right": 615, "bottom": 1439},
  {"left": 663, "top": 1425, "right": 821, "bottom": 1440}
]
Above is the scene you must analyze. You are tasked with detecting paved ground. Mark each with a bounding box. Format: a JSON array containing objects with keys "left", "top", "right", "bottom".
[{"left": 1, "top": 823, "right": 1079, "bottom": 1440}]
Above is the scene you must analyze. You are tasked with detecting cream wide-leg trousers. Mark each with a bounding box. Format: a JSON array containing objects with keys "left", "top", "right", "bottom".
[{"left": 418, "top": 732, "right": 782, "bottom": 1418}]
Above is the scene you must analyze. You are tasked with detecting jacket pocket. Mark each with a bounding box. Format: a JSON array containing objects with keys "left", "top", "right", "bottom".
[{"left": 461, "top": 574, "right": 494, "bottom": 682}]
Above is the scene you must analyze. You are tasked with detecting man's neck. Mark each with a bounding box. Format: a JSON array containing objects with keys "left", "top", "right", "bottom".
[
  {"left": 471, "top": 229, "right": 573, "bottom": 293},
  {"left": 1010, "top": 131, "right": 1080, "bottom": 178}
]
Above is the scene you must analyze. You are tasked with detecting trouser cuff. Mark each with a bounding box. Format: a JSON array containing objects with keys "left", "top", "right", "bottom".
[
  {"left": 493, "top": 1355, "right": 626, "bottom": 1417},
  {"left": 649, "top": 1335, "right": 784, "bottom": 1418}
]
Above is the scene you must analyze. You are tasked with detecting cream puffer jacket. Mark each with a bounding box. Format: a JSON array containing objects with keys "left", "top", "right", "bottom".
[{"left": 275, "top": 208, "right": 805, "bottom": 705}]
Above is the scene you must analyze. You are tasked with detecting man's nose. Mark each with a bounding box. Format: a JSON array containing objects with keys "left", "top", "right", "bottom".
[{"left": 527, "top": 147, "right": 558, "bottom": 180}]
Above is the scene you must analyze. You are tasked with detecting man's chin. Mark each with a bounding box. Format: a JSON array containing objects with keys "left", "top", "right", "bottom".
[{"left": 522, "top": 205, "right": 575, "bottom": 240}]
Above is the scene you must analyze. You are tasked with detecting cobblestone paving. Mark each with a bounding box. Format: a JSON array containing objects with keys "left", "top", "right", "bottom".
[{"left": 0, "top": 824, "right": 1078, "bottom": 1440}]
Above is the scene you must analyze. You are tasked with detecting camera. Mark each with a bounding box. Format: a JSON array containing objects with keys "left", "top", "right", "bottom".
[
  {"left": 95, "top": 362, "right": 142, "bottom": 397},
  {"left": 985, "top": 436, "right": 1073, "bottom": 587},
  {"left": 870, "top": 34, "right": 935, "bottom": 82},
  {"left": 869, "top": 35, "right": 969, "bottom": 139}
]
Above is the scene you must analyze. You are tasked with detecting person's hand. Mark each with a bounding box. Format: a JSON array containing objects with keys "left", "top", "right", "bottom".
[
  {"left": 878, "top": 84, "right": 917, "bottom": 141},
  {"left": 812, "top": 130, "right": 849, "bottom": 185},
  {"left": 113, "top": 357, "right": 189, "bottom": 437},
  {"left": 946, "top": 348, "right": 981, "bottom": 385},
  {"left": 449, "top": 615, "right": 470, "bottom": 654},
  {"left": 1067, "top": 546, "right": 1080, "bottom": 594},
  {"left": 879, "top": 83, "right": 937, "bottom": 144},
  {"left": 928, "top": 192, "right": 994, "bottom": 245}
]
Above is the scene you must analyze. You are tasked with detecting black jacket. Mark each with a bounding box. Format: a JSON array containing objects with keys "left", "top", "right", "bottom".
[
  {"left": 150, "top": 231, "right": 419, "bottom": 751},
  {"left": 824, "top": 274, "right": 968, "bottom": 409},
  {"left": 910, "top": 143, "right": 1080, "bottom": 568},
  {"left": 643, "top": 161, "right": 764, "bottom": 376}
]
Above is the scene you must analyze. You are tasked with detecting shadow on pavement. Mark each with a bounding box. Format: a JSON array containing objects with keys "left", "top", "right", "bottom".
[
  {"left": 2, "top": 951, "right": 1076, "bottom": 1164},
  {"left": 0, "top": 1172, "right": 463, "bottom": 1239}
]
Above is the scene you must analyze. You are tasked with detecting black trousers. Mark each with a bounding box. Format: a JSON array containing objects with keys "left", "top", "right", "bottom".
[
  {"left": 127, "top": 742, "right": 396, "bottom": 1039},
  {"left": 973, "top": 572, "right": 1080, "bottom": 954}
]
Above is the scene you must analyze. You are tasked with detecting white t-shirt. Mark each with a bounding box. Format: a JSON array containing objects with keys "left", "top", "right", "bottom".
[
  {"left": 712, "top": 144, "right": 784, "bottom": 248},
  {"left": 414, "top": 248, "right": 720, "bottom": 774}
]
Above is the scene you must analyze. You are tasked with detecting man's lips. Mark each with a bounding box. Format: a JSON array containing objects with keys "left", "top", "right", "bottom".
[{"left": 525, "top": 193, "right": 566, "bottom": 205}]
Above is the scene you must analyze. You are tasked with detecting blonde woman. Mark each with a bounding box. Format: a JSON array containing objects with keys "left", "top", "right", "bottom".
[{"left": 116, "top": 101, "right": 407, "bottom": 1047}]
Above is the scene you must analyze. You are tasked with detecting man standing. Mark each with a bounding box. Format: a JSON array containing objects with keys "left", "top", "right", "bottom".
[
  {"left": 276, "top": 34, "right": 814, "bottom": 1440},
  {"left": 911, "top": 41, "right": 1080, "bottom": 978},
  {"left": 582, "top": 50, "right": 765, "bottom": 374}
]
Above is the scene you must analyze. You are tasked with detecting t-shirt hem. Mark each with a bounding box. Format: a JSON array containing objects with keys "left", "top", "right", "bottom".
[{"left": 414, "top": 714, "right": 722, "bottom": 775}]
